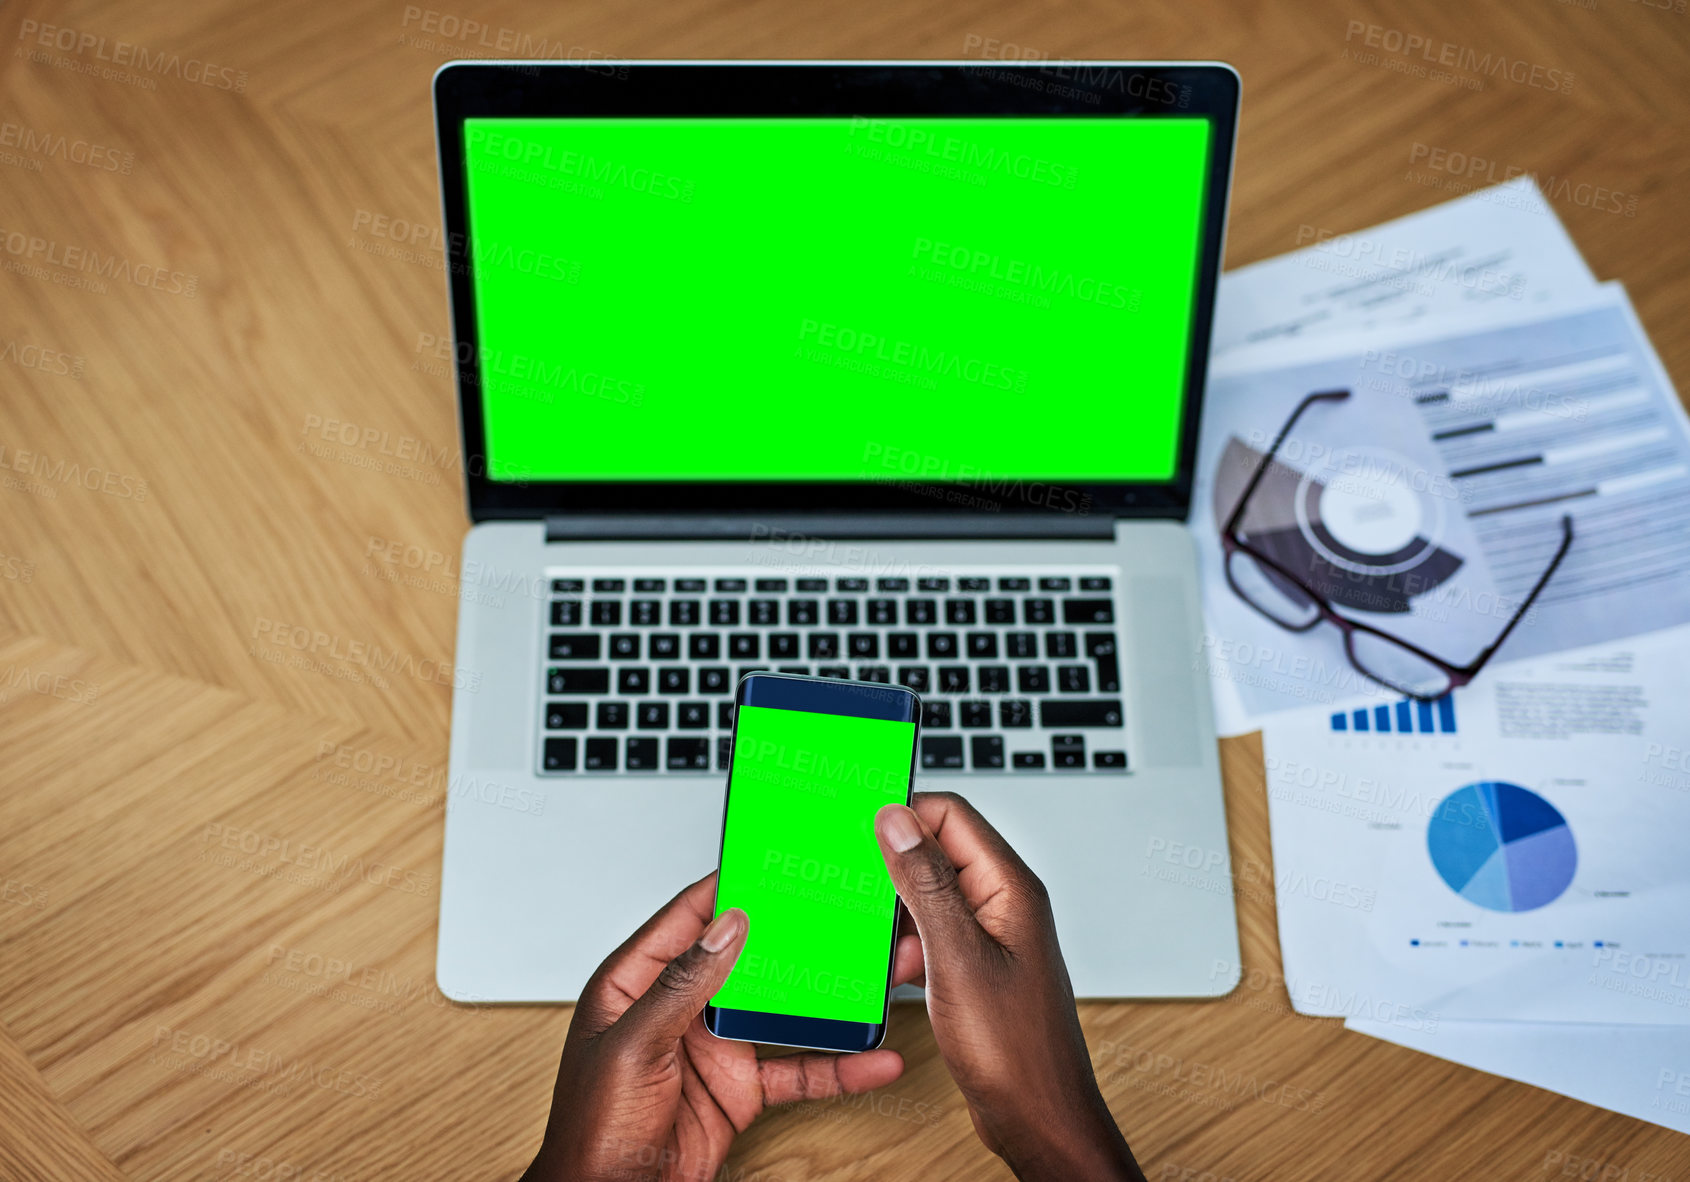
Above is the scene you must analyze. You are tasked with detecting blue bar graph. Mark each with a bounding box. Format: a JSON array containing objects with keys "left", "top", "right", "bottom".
[{"left": 1332, "top": 694, "right": 1457, "bottom": 734}]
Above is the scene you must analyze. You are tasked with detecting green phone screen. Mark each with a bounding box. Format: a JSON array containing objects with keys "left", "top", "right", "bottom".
[{"left": 711, "top": 703, "right": 916, "bottom": 1025}]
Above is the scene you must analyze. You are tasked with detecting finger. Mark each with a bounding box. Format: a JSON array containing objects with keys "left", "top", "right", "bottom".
[
  {"left": 577, "top": 872, "right": 718, "bottom": 1031},
  {"left": 911, "top": 791, "right": 1038, "bottom": 908},
  {"left": 612, "top": 907, "right": 747, "bottom": 1055},
  {"left": 890, "top": 931, "right": 926, "bottom": 988},
  {"left": 875, "top": 803, "right": 988, "bottom": 954},
  {"left": 758, "top": 1048, "right": 904, "bottom": 1107}
]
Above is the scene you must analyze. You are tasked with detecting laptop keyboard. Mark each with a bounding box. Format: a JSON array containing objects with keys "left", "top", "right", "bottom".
[{"left": 537, "top": 571, "right": 1128, "bottom": 775}]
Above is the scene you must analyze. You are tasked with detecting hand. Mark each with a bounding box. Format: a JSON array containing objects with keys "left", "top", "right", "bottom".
[
  {"left": 875, "top": 792, "right": 1147, "bottom": 1182},
  {"left": 523, "top": 871, "right": 906, "bottom": 1182}
]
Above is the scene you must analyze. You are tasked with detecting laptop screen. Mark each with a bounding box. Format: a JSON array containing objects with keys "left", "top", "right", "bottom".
[{"left": 461, "top": 116, "right": 1211, "bottom": 485}]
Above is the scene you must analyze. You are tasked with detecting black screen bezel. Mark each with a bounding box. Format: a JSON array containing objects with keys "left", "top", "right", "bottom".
[
  {"left": 704, "top": 672, "right": 920, "bottom": 1052},
  {"left": 433, "top": 61, "right": 1239, "bottom": 524}
]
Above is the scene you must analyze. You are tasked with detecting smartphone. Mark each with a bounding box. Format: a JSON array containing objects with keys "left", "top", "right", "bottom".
[{"left": 705, "top": 672, "right": 920, "bottom": 1052}]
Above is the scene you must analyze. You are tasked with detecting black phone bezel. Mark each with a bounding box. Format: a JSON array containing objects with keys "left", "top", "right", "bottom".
[
  {"left": 432, "top": 61, "right": 1240, "bottom": 524},
  {"left": 704, "top": 672, "right": 921, "bottom": 1053}
]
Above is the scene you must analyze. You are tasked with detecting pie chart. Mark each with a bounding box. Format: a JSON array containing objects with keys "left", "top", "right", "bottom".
[{"left": 1427, "top": 782, "right": 1577, "bottom": 912}]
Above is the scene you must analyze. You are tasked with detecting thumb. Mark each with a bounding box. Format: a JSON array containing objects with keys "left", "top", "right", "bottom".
[
  {"left": 616, "top": 907, "right": 748, "bottom": 1054},
  {"left": 874, "top": 804, "right": 986, "bottom": 954}
]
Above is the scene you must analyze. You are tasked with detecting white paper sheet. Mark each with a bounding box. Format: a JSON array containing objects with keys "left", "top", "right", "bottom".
[
  {"left": 1193, "top": 284, "right": 1690, "bottom": 735},
  {"left": 1345, "top": 1017, "right": 1690, "bottom": 1136},
  {"left": 1212, "top": 177, "right": 1596, "bottom": 355},
  {"left": 1260, "top": 625, "right": 1690, "bottom": 1026}
]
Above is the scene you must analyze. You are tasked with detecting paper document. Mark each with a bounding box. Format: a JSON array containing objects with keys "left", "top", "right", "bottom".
[
  {"left": 1261, "top": 625, "right": 1690, "bottom": 1026},
  {"left": 1193, "top": 284, "right": 1690, "bottom": 734},
  {"left": 1212, "top": 177, "right": 1596, "bottom": 355}
]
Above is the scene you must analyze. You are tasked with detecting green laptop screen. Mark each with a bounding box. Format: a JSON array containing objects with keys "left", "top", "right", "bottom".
[{"left": 460, "top": 116, "right": 1211, "bottom": 483}]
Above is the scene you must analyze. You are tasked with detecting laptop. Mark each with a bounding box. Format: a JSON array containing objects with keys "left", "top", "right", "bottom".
[{"left": 431, "top": 60, "right": 1242, "bottom": 1002}]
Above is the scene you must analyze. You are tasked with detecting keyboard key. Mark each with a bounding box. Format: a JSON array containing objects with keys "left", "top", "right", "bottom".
[
  {"left": 1040, "top": 700, "right": 1124, "bottom": 727},
  {"left": 668, "top": 738, "right": 711, "bottom": 770},
  {"left": 857, "top": 665, "right": 890, "bottom": 683},
  {"left": 634, "top": 577, "right": 666, "bottom": 593},
  {"left": 617, "top": 668, "right": 650, "bottom": 695},
  {"left": 678, "top": 702, "right": 710, "bottom": 729},
  {"left": 897, "top": 666, "right": 931, "bottom": 692},
  {"left": 729, "top": 633, "right": 760, "bottom": 659},
  {"left": 921, "top": 735, "right": 964, "bottom": 768},
  {"left": 545, "top": 703, "right": 588, "bottom": 729},
  {"left": 1024, "top": 598, "right": 1055, "bottom": 624},
  {"left": 699, "top": 667, "right": 731, "bottom": 694},
  {"left": 593, "top": 578, "right": 626, "bottom": 593},
  {"left": 888, "top": 633, "right": 919, "bottom": 659},
  {"left": 779, "top": 665, "right": 811, "bottom": 674},
  {"left": 1085, "top": 633, "right": 1122, "bottom": 692},
  {"left": 938, "top": 665, "right": 970, "bottom": 694},
  {"left": 1081, "top": 576, "right": 1113, "bottom": 591},
  {"left": 788, "top": 599, "right": 819, "bottom": 626},
  {"left": 609, "top": 633, "right": 640, "bottom": 660},
  {"left": 1012, "top": 751, "right": 1045, "bottom": 769},
  {"left": 808, "top": 633, "right": 840, "bottom": 660},
  {"left": 714, "top": 578, "right": 747, "bottom": 593},
  {"left": 867, "top": 598, "right": 898, "bottom": 625},
  {"left": 1063, "top": 599, "right": 1115, "bottom": 624},
  {"left": 1093, "top": 750, "right": 1127, "bottom": 769},
  {"left": 718, "top": 702, "right": 735, "bottom": 728},
  {"left": 922, "top": 701, "right": 952, "bottom": 728},
  {"left": 978, "top": 666, "right": 1010, "bottom": 694},
  {"left": 547, "top": 668, "right": 567, "bottom": 694},
  {"left": 717, "top": 735, "right": 733, "bottom": 770},
  {"left": 1007, "top": 632, "right": 1038, "bottom": 659},
  {"left": 709, "top": 600, "right": 740, "bottom": 626},
  {"left": 658, "top": 668, "right": 690, "bottom": 694},
  {"left": 551, "top": 668, "right": 610, "bottom": 694},
  {"left": 1045, "top": 631, "right": 1077, "bottom": 659},
  {"left": 966, "top": 632, "right": 998, "bottom": 659},
  {"left": 847, "top": 633, "right": 879, "bottom": 659},
  {"left": 1039, "top": 576, "right": 1072, "bottom": 592},
  {"left": 584, "top": 737, "right": 618, "bottom": 770},
  {"left": 689, "top": 634, "right": 721, "bottom": 661},
  {"left": 591, "top": 601, "right": 622, "bottom": 627},
  {"left": 551, "top": 578, "right": 584, "bottom": 594},
  {"left": 749, "top": 599, "right": 779, "bottom": 625},
  {"left": 946, "top": 599, "right": 976, "bottom": 625},
  {"left": 550, "top": 600, "right": 582, "bottom": 626},
  {"left": 650, "top": 633, "right": 681, "bottom": 659},
  {"left": 769, "top": 633, "right": 800, "bottom": 659},
  {"left": 675, "top": 578, "right": 706, "bottom": 593},
  {"left": 796, "top": 578, "right": 828, "bottom": 593},
  {"left": 985, "top": 599, "right": 1016, "bottom": 625},
  {"left": 960, "top": 701, "right": 993, "bottom": 727},
  {"left": 926, "top": 632, "right": 958, "bottom": 659},
  {"left": 638, "top": 702, "right": 670, "bottom": 729},
  {"left": 631, "top": 599, "right": 661, "bottom": 626},
  {"left": 737, "top": 666, "right": 765, "bottom": 681},
  {"left": 837, "top": 577, "right": 868, "bottom": 592},
  {"left": 1058, "top": 665, "right": 1091, "bottom": 693},
  {"left": 959, "top": 577, "right": 990, "bottom": 592},
  {"left": 877, "top": 577, "right": 910, "bottom": 592},
  {"left": 549, "top": 633, "right": 601, "bottom": 660},
  {"left": 1000, "top": 699, "right": 1032, "bottom": 727},
  {"left": 626, "top": 737, "right": 659, "bottom": 770},
  {"left": 755, "top": 578, "right": 788, "bottom": 592},
  {"left": 1053, "top": 734, "right": 1086, "bottom": 769},
  {"left": 596, "top": 702, "right": 629, "bottom": 729},
  {"left": 1017, "top": 666, "right": 1051, "bottom": 695},
  {"left": 670, "top": 600, "right": 700, "bottom": 627},
  {"left": 818, "top": 665, "right": 850, "bottom": 679},
  {"left": 906, "top": 599, "right": 937, "bottom": 625},
  {"left": 997, "top": 577, "right": 1030, "bottom": 591},
  {"left": 828, "top": 600, "right": 859, "bottom": 626},
  {"left": 971, "top": 735, "right": 1005, "bottom": 769},
  {"left": 918, "top": 577, "right": 951, "bottom": 592},
  {"left": 543, "top": 737, "right": 577, "bottom": 771}
]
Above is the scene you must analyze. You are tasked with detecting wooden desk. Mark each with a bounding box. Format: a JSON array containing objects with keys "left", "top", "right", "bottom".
[{"left": 2, "top": 2, "right": 1686, "bottom": 1178}]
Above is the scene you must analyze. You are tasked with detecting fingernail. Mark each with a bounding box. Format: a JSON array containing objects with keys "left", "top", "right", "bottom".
[
  {"left": 881, "top": 806, "right": 922, "bottom": 853},
  {"left": 702, "top": 908, "right": 743, "bottom": 953}
]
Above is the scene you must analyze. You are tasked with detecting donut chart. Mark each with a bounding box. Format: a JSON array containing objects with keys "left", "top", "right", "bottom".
[{"left": 1427, "top": 782, "right": 1577, "bottom": 912}]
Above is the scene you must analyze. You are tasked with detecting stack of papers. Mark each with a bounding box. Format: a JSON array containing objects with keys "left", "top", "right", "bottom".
[{"left": 1202, "top": 178, "right": 1690, "bottom": 1134}]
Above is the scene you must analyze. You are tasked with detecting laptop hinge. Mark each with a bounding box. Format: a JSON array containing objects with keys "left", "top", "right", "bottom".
[{"left": 543, "top": 514, "right": 1117, "bottom": 542}]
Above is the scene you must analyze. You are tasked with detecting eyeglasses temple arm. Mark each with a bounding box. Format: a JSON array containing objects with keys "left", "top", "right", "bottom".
[
  {"left": 1471, "top": 514, "right": 1576, "bottom": 666},
  {"left": 1221, "top": 389, "right": 1352, "bottom": 539}
]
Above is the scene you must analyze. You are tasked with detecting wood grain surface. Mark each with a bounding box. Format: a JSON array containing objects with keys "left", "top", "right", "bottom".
[{"left": 1, "top": 1, "right": 1687, "bottom": 1178}]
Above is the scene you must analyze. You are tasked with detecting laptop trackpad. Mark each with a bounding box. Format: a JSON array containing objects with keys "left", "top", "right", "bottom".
[{"left": 1128, "top": 576, "right": 1202, "bottom": 768}]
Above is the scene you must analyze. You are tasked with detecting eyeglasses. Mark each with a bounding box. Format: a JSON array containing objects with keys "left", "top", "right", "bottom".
[{"left": 1219, "top": 388, "right": 1575, "bottom": 702}]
